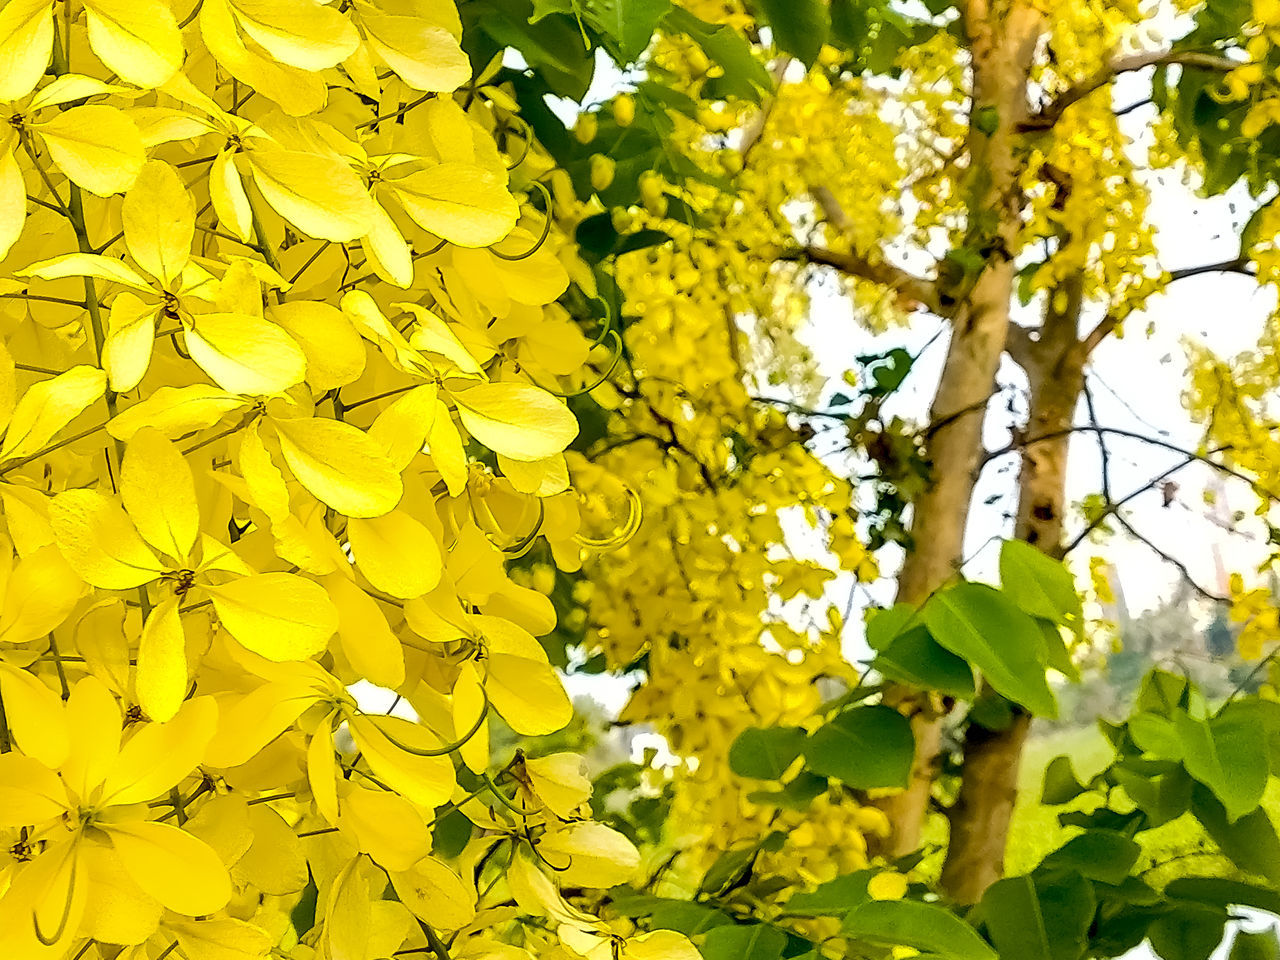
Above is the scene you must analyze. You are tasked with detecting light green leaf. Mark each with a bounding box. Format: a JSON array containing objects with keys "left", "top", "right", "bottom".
[
  {"left": 728, "top": 726, "right": 806, "bottom": 781},
  {"left": 843, "top": 900, "right": 996, "bottom": 960},
  {"left": 805, "top": 705, "right": 913, "bottom": 790},
  {"left": 754, "top": 0, "right": 829, "bottom": 67},
  {"left": 1000, "top": 539, "right": 1084, "bottom": 639},
  {"left": 922, "top": 583, "right": 1057, "bottom": 717},
  {"left": 701, "top": 924, "right": 786, "bottom": 960}
]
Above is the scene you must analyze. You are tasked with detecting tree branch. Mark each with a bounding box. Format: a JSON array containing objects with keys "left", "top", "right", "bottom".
[
  {"left": 1020, "top": 49, "right": 1240, "bottom": 132},
  {"left": 987, "top": 424, "right": 1275, "bottom": 501},
  {"left": 1113, "top": 511, "right": 1227, "bottom": 602},
  {"left": 795, "top": 185, "right": 946, "bottom": 315},
  {"left": 788, "top": 244, "right": 945, "bottom": 315},
  {"left": 1168, "top": 256, "right": 1254, "bottom": 282},
  {"left": 738, "top": 58, "right": 792, "bottom": 160},
  {"left": 1004, "top": 322, "right": 1036, "bottom": 371},
  {"left": 1082, "top": 312, "right": 1119, "bottom": 356},
  {"left": 1082, "top": 257, "right": 1254, "bottom": 355}
]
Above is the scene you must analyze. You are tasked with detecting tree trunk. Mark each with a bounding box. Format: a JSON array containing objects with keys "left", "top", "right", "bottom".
[
  {"left": 939, "top": 273, "right": 1087, "bottom": 903},
  {"left": 878, "top": 0, "right": 1045, "bottom": 858}
]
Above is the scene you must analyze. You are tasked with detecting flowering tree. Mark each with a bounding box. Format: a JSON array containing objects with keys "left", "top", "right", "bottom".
[{"left": 1, "top": 1, "right": 1280, "bottom": 959}]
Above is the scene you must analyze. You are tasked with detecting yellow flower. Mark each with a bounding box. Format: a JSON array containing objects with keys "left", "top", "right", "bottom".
[{"left": 0, "top": 677, "right": 227, "bottom": 957}]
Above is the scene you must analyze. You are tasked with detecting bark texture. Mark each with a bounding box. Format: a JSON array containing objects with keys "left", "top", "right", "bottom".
[
  {"left": 878, "top": 0, "right": 1046, "bottom": 858},
  {"left": 939, "top": 272, "right": 1087, "bottom": 903}
]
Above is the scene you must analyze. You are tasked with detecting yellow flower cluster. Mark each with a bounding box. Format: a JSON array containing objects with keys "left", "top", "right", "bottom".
[
  {"left": 0, "top": 2, "right": 691, "bottom": 959},
  {"left": 1020, "top": 98, "right": 1162, "bottom": 319},
  {"left": 564, "top": 53, "right": 892, "bottom": 880}
]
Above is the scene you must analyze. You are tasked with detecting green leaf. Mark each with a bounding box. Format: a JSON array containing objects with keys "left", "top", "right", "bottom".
[
  {"left": 701, "top": 924, "right": 786, "bottom": 960},
  {"left": 968, "top": 688, "right": 1014, "bottom": 731},
  {"left": 843, "top": 900, "right": 997, "bottom": 960},
  {"left": 746, "top": 771, "right": 828, "bottom": 811},
  {"left": 1229, "top": 929, "right": 1280, "bottom": 960},
  {"left": 609, "top": 890, "right": 735, "bottom": 935},
  {"left": 1132, "top": 704, "right": 1268, "bottom": 820},
  {"left": 1192, "top": 700, "right": 1270, "bottom": 817},
  {"left": 430, "top": 805, "right": 473, "bottom": 859},
  {"left": 729, "top": 726, "right": 807, "bottom": 780},
  {"left": 1137, "top": 668, "right": 1191, "bottom": 715},
  {"left": 974, "top": 105, "right": 999, "bottom": 135},
  {"left": 999, "top": 540, "right": 1082, "bottom": 634},
  {"left": 805, "top": 705, "right": 914, "bottom": 789},
  {"left": 698, "top": 835, "right": 781, "bottom": 896},
  {"left": 922, "top": 583, "right": 1057, "bottom": 717},
  {"left": 1165, "top": 877, "right": 1280, "bottom": 916},
  {"left": 582, "top": 0, "right": 672, "bottom": 63},
  {"left": 1191, "top": 784, "right": 1280, "bottom": 886},
  {"left": 754, "top": 0, "right": 829, "bottom": 67},
  {"left": 530, "top": 0, "right": 572, "bottom": 19},
  {"left": 865, "top": 602, "right": 917, "bottom": 651},
  {"left": 1041, "top": 755, "right": 1086, "bottom": 805},
  {"left": 1148, "top": 904, "right": 1229, "bottom": 960},
  {"left": 615, "top": 229, "right": 673, "bottom": 256},
  {"left": 1037, "top": 620, "right": 1080, "bottom": 682},
  {"left": 472, "top": 0, "right": 596, "bottom": 99},
  {"left": 1111, "top": 761, "right": 1193, "bottom": 827},
  {"left": 649, "top": 902, "right": 734, "bottom": 935},
  {"left": 662, "top": 7, "right": 772, "bottom": 101},
  {"left": 783, "top": 870, "right": 874, "bottom": 917},
  {"left": 874, "top": 625, "right": 976, "bottom": 699},
  {"left": 1039, "top": 829, "right": 1141, "bottom": 885},
  {"left": 979, "top": 872, "right": 1094, "bottom": 960}
]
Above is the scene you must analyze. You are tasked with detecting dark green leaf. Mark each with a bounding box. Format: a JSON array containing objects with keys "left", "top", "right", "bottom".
[
  {"left": 754, "top": 0, "right": 829, "bottom": 67},
  {"left": 1041, "top": 755, "right": 1086, "bottom": 805},
  {"left": 702, "top": 924, "right": 787, "bottom": 960},
  {"left": 1165, "top": 877, "right": 1280, "bottom": 916},
  {"left": 922, "top": 583, "right": 1057, "bottom": 717},
  {"left": 827, "top": 0, "right": 859, "bottom": 48},
  {"left": 874, "top": 626, "right": 976, "bottom": 699},
  {"left": 1148, "top": 904, "right": 1229, "bottom": 960},
  {"left": 699, "top": 843, "right": 760, "bottom": 897},
  {"left": 1111, "top": 761, "right": 1193, "bottom": 827},
  {"left": 783, "top": 870, "right": 874, "bottom": 917},
  {"left": 979, "top": 872, "right": 1094, "bottom": 960},
  {"left": 649, "top": 901, "right": 735, "bottom": 935},
  {"left": 430, "top": 805, "right": 473, "bottom": 859},
  {"left": 662, "top": 7, "right": 772, "bottom": 101},
  {"left": 1091, "top": 907, "right": 1167, "bottom": 958},
  {"left": 1229, "top": 929, "right": 1280, "bottom": 960},
  {"left": 1094, "top": 877, "right": 1160, "bottom": 906},
  {"left": 746, "top": 771, "right": 828, "bottom": 811},
  {"left": 968, "top": 689, "right": 1014, "bottom": 731},
  {"left": 805, "top": 705, "right": 914, "bottom": 789},
  {"left": 1191, "top": 785, "right": 1280, "bottom": 886},
  {"left": 1039, "top": 829, "right": 1141, "bottom": 885},
  {"left": 575, "top": 213, "right": 620, "bottom": 258},
  {"left": 1055, "top": 806, "right": 1145, "bottom": 834},
  {"left": 471, "top": 0, "right": 595, "bottom": 99},
  {"left": 615, "top": 229, "right": 673, "bottom": 256},
  {"left": 843, "top": 900, "right": 997, "bottom": 960},
  {"left": 729, "top": 726, "right": 807, "bottom": 780},
  {"left": 582, "top": 0, "right": 672, "bottom": 63}
]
